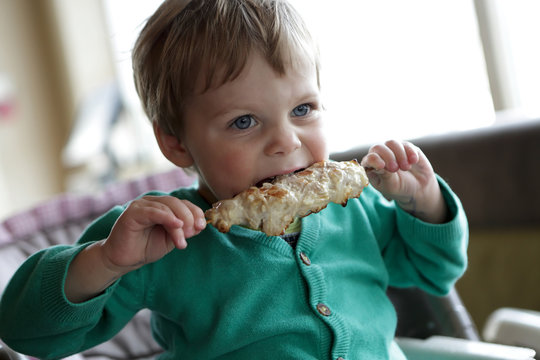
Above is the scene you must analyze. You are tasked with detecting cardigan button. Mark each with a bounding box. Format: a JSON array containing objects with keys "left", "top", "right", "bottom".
[
  {"left": 316, "top": 303, "right": 331, "bottom": 316},
  {"left": 299, "top": 251, "right": 311, "bottom": 266}
]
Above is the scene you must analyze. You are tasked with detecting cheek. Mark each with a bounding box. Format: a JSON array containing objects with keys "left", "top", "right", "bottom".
[
  {"left": 318, "top": 134, "right": 329, "bottom": 158},
  {"left": 199, "top": 148, "right": 256, "bottom": 197},
  {"left": 306, "top": 127, "right": 329, "bottom": 160}
]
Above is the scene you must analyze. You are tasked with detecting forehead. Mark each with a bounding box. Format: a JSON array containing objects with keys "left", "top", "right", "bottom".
[
  {"left": 184, "top": 51, "right": 319, "bottom": 117},
  {"left": 192, "top": 49, "right": 319, "bottom": 97}
]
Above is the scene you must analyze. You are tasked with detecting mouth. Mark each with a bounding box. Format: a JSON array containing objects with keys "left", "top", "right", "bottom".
[
  {"left": 254, "top": 167, "right": 306, "bottom": 188},
  {"left": 254, "top": 176, "right": 277, "bottom": 188}
]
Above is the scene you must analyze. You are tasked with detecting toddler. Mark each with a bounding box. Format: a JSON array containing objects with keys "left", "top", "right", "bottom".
[{"left": 0, "top": 0, "right": 467, "bottom": 359}]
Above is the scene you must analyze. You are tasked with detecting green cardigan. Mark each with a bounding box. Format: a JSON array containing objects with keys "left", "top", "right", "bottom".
[{"left": 0, "top": 178, "right": 468, "bottom": 359}]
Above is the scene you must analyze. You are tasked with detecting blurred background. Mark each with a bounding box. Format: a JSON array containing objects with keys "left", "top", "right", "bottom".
[
  {"left": 0, "top": 0, "right": 539, "bottom": 339},
  {"left": 1, "top": 0, "right": 539, "bottom": 218}
]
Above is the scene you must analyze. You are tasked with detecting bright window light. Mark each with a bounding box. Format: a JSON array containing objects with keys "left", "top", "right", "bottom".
[
  {"left": 293, "top": 0, "right": 494, "bottom": 151},
  {"left": 496, "top": 0, "right": 540, "bottom": 118}
]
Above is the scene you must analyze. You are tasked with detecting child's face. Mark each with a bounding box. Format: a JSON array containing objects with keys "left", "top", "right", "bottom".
[{"left": 180, "top": 52, "right": 328, "bottom": 204}]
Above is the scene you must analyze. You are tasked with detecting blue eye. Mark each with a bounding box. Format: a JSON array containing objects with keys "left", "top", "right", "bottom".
[
  {"left": 292, "top": 104, "right": 311, "bottom": 117},
  {"left": 231, "top": 115, "right": 256, "bottom": 130}
]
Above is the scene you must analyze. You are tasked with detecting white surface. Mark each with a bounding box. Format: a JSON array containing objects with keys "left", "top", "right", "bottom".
[
  {"left": 484, "top": 307, "right": 540, "bottom": 355},
  {"left": 397, "top": 336, "right": 536, "bottom": 360}
]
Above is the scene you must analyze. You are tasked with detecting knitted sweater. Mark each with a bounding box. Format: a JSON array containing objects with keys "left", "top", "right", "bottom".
[{"left": 0, "top": 178, "right": 468, "bottom": 359}]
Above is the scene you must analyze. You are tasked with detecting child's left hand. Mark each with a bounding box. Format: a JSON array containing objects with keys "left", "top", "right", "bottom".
[{"left": 361, "top": 140, "right": 448, "bottom": 223}]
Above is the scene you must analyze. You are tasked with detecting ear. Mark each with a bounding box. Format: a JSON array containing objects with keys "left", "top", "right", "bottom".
[{"left": 153, "top": 122, "right": 194, "bottom": 168}]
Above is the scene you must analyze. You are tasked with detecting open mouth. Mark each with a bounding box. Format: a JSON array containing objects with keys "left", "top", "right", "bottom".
[
  {"left": 254, "top": 168, "right": 306, "bottom": 188},
  {"left": 255, "top": 176, "right": 277, "bottom": 188}
]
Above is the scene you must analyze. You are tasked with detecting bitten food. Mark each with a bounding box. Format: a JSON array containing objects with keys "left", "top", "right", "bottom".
[{"left": 205, "top": 160, "right": 369, "bottom": 236}]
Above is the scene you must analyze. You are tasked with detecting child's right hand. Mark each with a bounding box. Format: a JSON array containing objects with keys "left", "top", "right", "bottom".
[
  {"left": 102, "top": 196, "right": 206, "bottom": 275},
  {"left": 64, "top": 196, "right": 206, "bottom": 303}
]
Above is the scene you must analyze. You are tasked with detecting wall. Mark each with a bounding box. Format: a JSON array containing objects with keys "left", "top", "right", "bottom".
[
  {"left": 0, "top": 0, "right": 116, "bottom": 219},
  {"left": 0, "top": 0, "right": 65, "bottom": 218},
  {"left": 459, "top": 226, "right": 540, "bottom": 330}
]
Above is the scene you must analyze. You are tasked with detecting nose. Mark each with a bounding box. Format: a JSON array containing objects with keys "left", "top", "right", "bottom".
[{"left": 264, "top": 123, "right": 302, "bottom": 156}]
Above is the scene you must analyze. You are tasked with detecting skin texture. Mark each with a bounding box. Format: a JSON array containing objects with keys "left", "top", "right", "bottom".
[{"left": 65, "top": 52, "right": 447, "bottom": 303}]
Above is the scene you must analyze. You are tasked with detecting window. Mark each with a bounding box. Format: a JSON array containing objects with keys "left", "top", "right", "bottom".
[
  {"left": 293, "top": 0, "right": 494, "bottom": 151},
  {"left": 475, "top": 0, "right": 540, "bottom": 120}
]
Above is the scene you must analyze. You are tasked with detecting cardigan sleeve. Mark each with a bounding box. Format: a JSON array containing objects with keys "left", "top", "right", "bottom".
[
  {"left": 0, "top": 206, "right": 144, "bottom": 359},
  {"left": 369, "top": 176, "right": 469, "bottom": 296}
]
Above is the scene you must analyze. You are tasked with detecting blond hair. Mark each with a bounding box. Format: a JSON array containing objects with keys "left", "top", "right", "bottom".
[{"left": 132, "top": 0, "right": 319, "bottom": 137}]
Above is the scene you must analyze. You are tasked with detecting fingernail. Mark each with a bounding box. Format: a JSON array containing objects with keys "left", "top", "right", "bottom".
[{"left": 196, "top": 218, "right": 207, "bottom": 229}]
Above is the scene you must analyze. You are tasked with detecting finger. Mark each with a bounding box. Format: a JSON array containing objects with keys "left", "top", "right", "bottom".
[
  {"left": 367, "top": 143, "right": 399, "bottom": 172},
  {"left": 126, "top": 198, "right": 184, "bottom": 230},
  {"left": 125, "top": 199, "right": 193, "bottom": 250},
  {"left": 403, "top": 141, "right": 420, "bottom": 165},
  {"left": 139, "top": 202, "right": 188, "bottom": 250},
  {"left": 361, "top": 152, "right": 386, "bottom": 172},
  {"left": 181, "top": 200, "right": 207, "bottom": 232},
  {"left": 385, "top": 140, "right": 411, "bottom": 171},
  {"left": 165, "top": 226, "right": 188, "bottom": 250},
  {"left": 148, "top": 196, "right": 205, "bottom": 238},
  {"left": 156, "top": 197, "right": 197, "bottom": 237},
  {"left": 131, "top": 204, "right": 188, "bottom": 250},
  {"left": 148, "top": 224, "right": 186, "bottom": 252}
]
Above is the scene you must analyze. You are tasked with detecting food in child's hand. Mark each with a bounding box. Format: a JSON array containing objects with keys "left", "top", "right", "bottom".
[{"left": 205, "top": 160, "right": 369, "bottom": 236}]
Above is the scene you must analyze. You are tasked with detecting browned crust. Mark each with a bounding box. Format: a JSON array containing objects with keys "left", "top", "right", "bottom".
[{"left": 205, "top": 160, "right": 369, "bottom": 236}]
